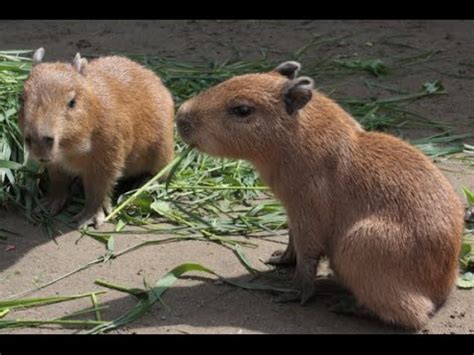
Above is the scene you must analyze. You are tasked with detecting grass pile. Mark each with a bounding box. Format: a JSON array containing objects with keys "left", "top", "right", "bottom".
[{"left": 0, "top": 45, "right": 473, "bottom": 332}]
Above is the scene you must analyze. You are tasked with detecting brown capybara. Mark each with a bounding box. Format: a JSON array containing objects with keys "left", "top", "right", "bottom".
[
  {"left": 18, "top": 48, "right": 175, "bottom": 228},
  {"left": 175, "top": 61, "right": 465, "bottom": 330}
]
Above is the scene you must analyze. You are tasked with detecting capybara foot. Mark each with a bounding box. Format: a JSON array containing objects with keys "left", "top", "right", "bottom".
[
  {"left": 266, "top": 248, "right": 296, "bottom": 266},
  {"left": 72, "top": 208, "right": 105, "bottom": 229}
]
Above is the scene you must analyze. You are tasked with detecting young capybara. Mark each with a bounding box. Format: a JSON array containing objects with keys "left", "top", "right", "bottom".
[
  {"left": 18, "top": 48, "right": 175, "bottom": 228},
  {"left": 175, "top": 61, "right": 465, "bottom": 330}
]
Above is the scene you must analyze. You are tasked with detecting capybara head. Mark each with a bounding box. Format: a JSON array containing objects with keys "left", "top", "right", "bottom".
[
  {"left": 18, "top": 48, "right": 95, "bottom": 164},
  {"left": 176, "top": 61, "right": 314, "bottom": 161}
]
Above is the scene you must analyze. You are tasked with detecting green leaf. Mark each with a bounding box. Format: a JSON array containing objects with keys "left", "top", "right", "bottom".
[
  {"left": 462, "top": 186, "right": 474, "bottom": 207},
  {"left": 94, "top": 279, "right": 146, "bottom": 298},
  {"left": 115, "top": 218, "right": 127, "bottom": 232},
  {"left": 422, "top": 80, "right": 444, "bottom": 94},
  {"left": 233, "top": 244, "right": 260, "bottom": 274},
  {"left": 0, "top": 159, "right": 22, "bottom": 170},
  {"left": 85, "top": 263, "right": 216, "bottom": 334},
  {"left": 83, "top": 232, "right": 111, "bottom": 245},
  {"left": 0, "top": 292, "right": 106, "bottom": 313},
  {"left": 333, "top": 58, "right": 388, "bottom": 77},
  {"left": 131, "top": 192, "right": 154, "bottom": 213},
  {"left": 460, "top": 243, "right": 472, "bottom": 270},
  {"left": 412, "top": 133, "right": 474, "bottom": 145},
  {"left": 414, "top": 143, "right": 464, "bottom": 157},
  {"left": 106, "top": 236, "right": 115, "bottom": 254},
  {"left": 456, "top": 272, "right": 474, "bottom": 289},
  {"left": 0, "top": 308, "right": 10, "bottom": 318},
  {"left": 150, "top": 201, "right": 172, "bottom": 216},
  {"left": 460, "top": 243, "right": 472, "bottom": 260}
]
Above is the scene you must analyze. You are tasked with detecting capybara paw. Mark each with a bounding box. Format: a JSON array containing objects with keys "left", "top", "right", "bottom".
[
  {"left": 72, "top": 208, "right": 105, "bottom": 229},
  {"left": 292, "top": 273, "right": 316, "bottom": 305},
  {"left": 266, "top": 248, "right": 296, "bottom": 266},
  {"left": 266, "top": 250, "right": 287, "bottom": 265},
  {"left": 102, "top": 199, "right": 113, "bottom": 215}
]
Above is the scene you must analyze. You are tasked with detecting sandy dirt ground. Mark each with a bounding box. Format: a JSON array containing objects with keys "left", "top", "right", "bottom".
[{"left": 0, "top": 20, "right": 473, "bottom": 334}]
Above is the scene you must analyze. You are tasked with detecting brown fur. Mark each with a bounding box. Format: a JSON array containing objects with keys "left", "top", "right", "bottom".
[
  {"left": 19, "top": 49, "right": 175, "bottom": 227},
  {"left": 175, "top": 62, "right": 464, "bottom": 330}
]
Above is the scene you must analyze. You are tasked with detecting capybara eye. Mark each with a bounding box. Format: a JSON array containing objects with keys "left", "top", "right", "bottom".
[
  {"left": 230, "top": 105, "right": 254, "bottom": 118},
  {"left": 68, "top": 98, "right": 76, "bottom": 109}
]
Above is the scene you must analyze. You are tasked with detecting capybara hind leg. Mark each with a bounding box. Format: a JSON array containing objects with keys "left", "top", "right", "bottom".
[
  {"left": 334, "top": 218, "right": 435, "bottom": 330},
  {"left": 359, "top": 292, "right": 434, "bottom": 330}
]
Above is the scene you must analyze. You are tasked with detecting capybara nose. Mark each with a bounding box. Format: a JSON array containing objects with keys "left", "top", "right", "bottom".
[
  {"left": 41, "top": 135, "right": 55, "bottom": 149},
  {"left": 176, "top": 116, "right": 194, "bottom": 139}
]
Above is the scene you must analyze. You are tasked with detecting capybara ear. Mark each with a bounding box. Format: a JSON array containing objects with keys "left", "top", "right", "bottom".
[
  {"left": 73, "top": 52, "right": 88, "bottom": 75},
  {"left": 283, "top": 76, "right": 314, "bottom": 115},
  {"left": 273, "top": 61, "right": 302, "bottom": 79},
  {"left": 32, "top": 47, "right": 45, "bottom": 66}
]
